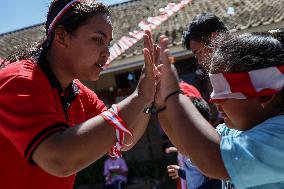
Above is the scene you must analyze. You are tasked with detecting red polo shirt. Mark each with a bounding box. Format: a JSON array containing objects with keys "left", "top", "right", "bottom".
[{"left": 0, "top": 60, "right": 107, "bottom": 189}]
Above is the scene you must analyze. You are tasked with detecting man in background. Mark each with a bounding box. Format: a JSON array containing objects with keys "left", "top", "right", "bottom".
[{"left": 104, "top": 156, "right": 128, "bottom": 189}]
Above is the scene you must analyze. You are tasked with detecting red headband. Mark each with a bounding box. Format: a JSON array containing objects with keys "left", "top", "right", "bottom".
[{"left": 48, "top": 0, "right": 80, "bottom": 36}]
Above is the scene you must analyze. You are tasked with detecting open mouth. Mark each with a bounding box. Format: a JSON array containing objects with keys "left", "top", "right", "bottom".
[{"left": 95, "top": 63, "right": 105, "bottom": 70}]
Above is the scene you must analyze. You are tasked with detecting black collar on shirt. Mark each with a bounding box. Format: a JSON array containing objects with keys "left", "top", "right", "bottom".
[{"left": 39, "top": 60, "right": 80, "bottom": 121}]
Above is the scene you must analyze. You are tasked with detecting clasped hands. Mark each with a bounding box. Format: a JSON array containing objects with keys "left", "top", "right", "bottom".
[{"left": 137, "top": 30, "right": 181, "bottom": 111}]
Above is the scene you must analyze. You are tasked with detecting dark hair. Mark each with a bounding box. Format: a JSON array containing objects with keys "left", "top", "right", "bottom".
[
  {"left": 182, "top": 12, "right": 228, "bottom": 50},
  {"left": 268, "top": 28, "right": 284, "bottom": 44},
  {"left": 210, "top": 31, "right": 284, "bottom": 113},
  {"left": 45, "top": 0, "right": 110, "bottom": 42},
  {"left": 191, "top": 97, "right": 211, "bottom": 121},
  {"left": 210, "top": 32, "right": 284, "bottom": 74},
  {"left": 1, "top": 0, "right": 110, "bottom": 68}
]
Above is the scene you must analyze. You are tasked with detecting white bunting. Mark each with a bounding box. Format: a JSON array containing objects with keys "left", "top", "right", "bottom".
[{"left": 106, "top": 0, "right": 192, "bottom": 66}]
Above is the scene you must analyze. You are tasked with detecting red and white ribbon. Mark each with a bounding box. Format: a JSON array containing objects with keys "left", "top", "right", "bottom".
[
  {"left": 209, "top": 65, "right": 284, "bottom": 101},
  {"left": 48, "top": 0, "right": 80, "bottom": 36},
  {"left": 100, "top": 104, "right": 133, "bottom": 157}
]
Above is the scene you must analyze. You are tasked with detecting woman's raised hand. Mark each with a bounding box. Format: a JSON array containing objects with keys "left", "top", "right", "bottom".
[{"left": 136, "top": 30, "right": 160, "bottom": 104}]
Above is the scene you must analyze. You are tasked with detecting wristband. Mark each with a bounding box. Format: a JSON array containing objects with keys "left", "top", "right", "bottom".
[
  {"left": 143, "top": 103, "right": 155, "bottom": 114},
  {"left": 164, "top": 90, "right": 184, "bottom": 102},
  {"left": 143, "top": 104, "right": 167, "bottom": 114},
  {"left": 100, "top": 104, "right": 133, "bottom": 157},
  {"left": 155, "top": 106, "right": 166, "bottom": 114}
]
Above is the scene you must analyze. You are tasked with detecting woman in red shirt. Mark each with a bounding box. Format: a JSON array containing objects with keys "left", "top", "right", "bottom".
[{"left": 0, "top": 0, "right": 160, "bottom": 188}]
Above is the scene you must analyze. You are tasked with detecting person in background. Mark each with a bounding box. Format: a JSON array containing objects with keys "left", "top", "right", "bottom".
[
  {"left": 182, "top": 12, "right": 228, "bottom": 125},
  {"left": 163, "top": 81, "right": 202, "bottom": 189},
  {"left": 104, "top": 156, "right": 128, "bottom": 189},
  {"left": 166, "top": 83, "right": 221, "bottom": 189},
  {"left": 166, "top": 146, "right": 188, "bottom": 189},
  {"left": 182, "top": 12, "right": 228, "bottom": 67}
]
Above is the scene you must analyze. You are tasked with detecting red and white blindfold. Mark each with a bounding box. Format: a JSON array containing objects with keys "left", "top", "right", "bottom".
[{"left": 209, "top": 65, "right": 284, "bottom": 102}]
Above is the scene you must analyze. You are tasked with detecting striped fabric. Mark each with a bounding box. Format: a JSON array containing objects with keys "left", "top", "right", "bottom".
[
  {"left": 209, "top": 65, "right": 284, "bottom": 101},
  {"left": 100, "top": 104, "right": 133, "bottom": 157}
]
